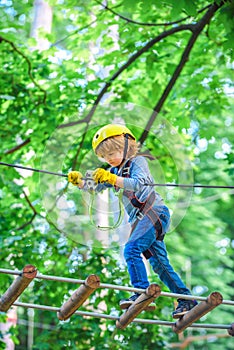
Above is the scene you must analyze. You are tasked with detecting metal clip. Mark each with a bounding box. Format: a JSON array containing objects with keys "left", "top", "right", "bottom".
[
  {"left": 85, "top": 170, "right": 97, "bottom": 191},
  {"left": 136, "top": 211, "right": 144, "bottom": 221}
]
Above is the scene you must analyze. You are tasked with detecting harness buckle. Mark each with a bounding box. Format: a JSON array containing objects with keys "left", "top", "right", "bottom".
[
  {"left": 85, "top": 170, "right": 98, "bottom": 191},
  {"left": 136, "top": 211, "right": 145, "bottom": 221},
  {"left": 122, "top": 166, "right": 131, "bottom": 176}
]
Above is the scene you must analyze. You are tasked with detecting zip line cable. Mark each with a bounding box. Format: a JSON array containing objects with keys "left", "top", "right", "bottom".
[
  {"left": 0, "top": 161, "right": 234, "bottom": 190},
  {"left": 145, "top": 183, "right": 234, "bottom": 189},
  {"left": 0, "top": 161, "right": 67, "bottom": 178}
]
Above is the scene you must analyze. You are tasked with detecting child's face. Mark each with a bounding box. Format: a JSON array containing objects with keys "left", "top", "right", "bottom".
[{"left": 102, "top": 149, "right": 123, "bottom": 167}]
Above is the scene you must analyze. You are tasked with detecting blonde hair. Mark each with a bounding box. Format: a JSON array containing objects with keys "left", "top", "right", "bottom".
[{"left": 95, "top": 135, "right": 139, "bottom": 159}]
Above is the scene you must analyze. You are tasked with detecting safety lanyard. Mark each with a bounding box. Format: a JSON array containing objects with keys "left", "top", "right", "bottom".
[{"left": 88, "top": 190, "right": 125, "bottom": 231}]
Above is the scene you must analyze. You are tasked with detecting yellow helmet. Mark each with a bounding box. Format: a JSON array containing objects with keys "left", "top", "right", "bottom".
[{"left": 92, "top": 124, "right": 136, "bottom": 152}]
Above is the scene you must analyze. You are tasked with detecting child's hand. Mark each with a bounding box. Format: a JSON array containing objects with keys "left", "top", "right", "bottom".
[
  {"left": 68, "top": 171, "right": 83, "bottom": 187},
  {"left": 93, "top": 168, "right": 117, "bottom": 186}
]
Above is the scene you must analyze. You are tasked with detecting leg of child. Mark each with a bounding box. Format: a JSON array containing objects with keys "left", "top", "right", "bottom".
[
  {"left": 149, "top": 240, "right": 191, "bottom": 295},
  {"left": 124, "top": 240, "right": 150, "bottom": 289},
  {"left": 123, "top": 217, "right": 158, "bottom": 289}
]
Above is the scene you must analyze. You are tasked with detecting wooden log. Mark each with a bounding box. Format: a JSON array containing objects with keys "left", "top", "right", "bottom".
[
  {"left": 0, "top": 265, "right": 37, "bottom": 312},
  {"left": 172, "top": 291, "right": 223, "bottom": 334},
  {"left": 57, "top": 274, "right": 100, "bottom": 321},
  {"left": 116, "top": 284, "right": 161, "bottom": 330},
  {"left": 228, "top": 323, "right": 234, "bottom": 336}
]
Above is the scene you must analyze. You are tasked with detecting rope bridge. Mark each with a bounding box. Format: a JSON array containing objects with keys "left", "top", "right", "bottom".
[{"left": 0, "top": 265, "right": 233, "bottom": 335}]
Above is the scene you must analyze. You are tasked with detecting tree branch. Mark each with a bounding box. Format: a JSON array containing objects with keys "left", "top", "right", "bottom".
[
  {"left": 58, "top": 1, "right": 227, "bottom": 165},
  {"left": 23, "top": 190, "right": 37, "bottom": 215},
  {"left": 4, "top": 138, "right": 31, "bottom": 155},
  {"left": 58, "top": 23, "right": 194, "bottom": 129},
  {"left": 94, "top": 0, "right": 194, "bottom": 27},
  {"left": 57, "top": 24, "right": 196, "bottom": 168},
  {"left": 16, "top": 212, "right": 37, "bottom": 231},
  {"left": 139, "top": 2, "right": 222, "bottom": 144},
  {"left": 51, "top": 19, "right": 98, "bottom": 47},
  {"left": 71, "top": 122, "right": 90, "bottom": 170},
  {"left": 0, "top": 36, "right": 47, "bottom": 104},
  {"left": 16, "top": 190, "right": 38, "bottom": 231}
]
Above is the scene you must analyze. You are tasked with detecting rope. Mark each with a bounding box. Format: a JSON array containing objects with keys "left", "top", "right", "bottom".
[
  {"left": 0, "top": 268, "right": 233, "bottom": 306},
  {"left": 13, "top": 301, "right": 232, "bottom": 330},
  {"left": 145, "top": 183, "right": 234, "bottom": 189},
  {"left": 0, "top": 162, "right": 67, "bottom": 178},
  {"left": 0, "top": 161, "right": 233, "bottom": 189},
  {"left": 88, "top": 191, "right": 124, "bottom": 230}
]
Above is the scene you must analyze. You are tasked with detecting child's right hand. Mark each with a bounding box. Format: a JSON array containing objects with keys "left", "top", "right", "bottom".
[
  {"left": 68, "top": 171, "right": 83, "bottom": 187},
  {"left": 93, "top": 168, "right": 117, "bottom": 186}
]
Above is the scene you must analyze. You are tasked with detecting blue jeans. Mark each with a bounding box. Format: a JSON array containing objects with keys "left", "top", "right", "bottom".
[{"left": 124, "top": 206, "right": 191, "bottom": 295}]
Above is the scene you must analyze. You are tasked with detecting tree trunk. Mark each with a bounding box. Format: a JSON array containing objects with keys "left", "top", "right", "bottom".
[{"left": 30, "top": 0, "right": 53, "bottom": 51}]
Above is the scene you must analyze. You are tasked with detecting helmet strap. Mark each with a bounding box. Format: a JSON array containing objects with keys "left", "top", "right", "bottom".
[{"left": 122, "top": 134, "right": 129, "bottom": 163}]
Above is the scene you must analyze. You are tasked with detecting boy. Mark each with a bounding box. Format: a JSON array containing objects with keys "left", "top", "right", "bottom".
[{"left": 68, "top": 124, "right": 197, "bottom": 318}]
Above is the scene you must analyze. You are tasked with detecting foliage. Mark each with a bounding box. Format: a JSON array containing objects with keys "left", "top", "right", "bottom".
[
  {"left": 0, "top": 313, "right": 6, "bottom": 350},
  {"left": 0, "top": 312, "right": 18, "bottom": 350},
  {"left": 0, "top": 0, "right": 233, "bottom": 349}
]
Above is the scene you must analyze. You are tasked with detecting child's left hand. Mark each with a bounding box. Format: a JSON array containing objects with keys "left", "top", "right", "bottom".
[{"left": 93, "top": 168, "right": 117, "bottom": 186}]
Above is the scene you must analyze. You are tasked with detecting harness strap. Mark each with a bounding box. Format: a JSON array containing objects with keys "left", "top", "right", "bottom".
[
  {"left": 130, "top": 206, "right": 164, "bottom": 260},
  {"left": 120, "top": 159, "right": 165, "bottom": 259},
  {"left": 130, "top": 192, "right": 164, "bottom": 241}
]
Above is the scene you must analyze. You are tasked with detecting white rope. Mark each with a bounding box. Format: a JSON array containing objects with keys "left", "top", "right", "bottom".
[
  {"left": 1, "top": 268, "right": 233, "bottom": 306},
  {"left": 13, "top": 301, "right": 232, "bottom": 330}
]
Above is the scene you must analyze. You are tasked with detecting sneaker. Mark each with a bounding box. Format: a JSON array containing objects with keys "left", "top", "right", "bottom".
[
  {"left": 119, "top": 293, "right": 156, "bottom": 311},
  {"left": 172, "top": 299, "right": 198, "bottom": 319}
]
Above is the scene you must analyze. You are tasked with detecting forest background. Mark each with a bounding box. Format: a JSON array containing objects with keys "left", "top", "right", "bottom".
[{"left": 0, "top": 0, "right": 233, "bottom": 349}]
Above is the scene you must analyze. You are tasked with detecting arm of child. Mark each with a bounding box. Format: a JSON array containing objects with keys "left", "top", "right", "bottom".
[
  {"left": 115, "top": 176, "right": 124, "bottom": 188},
  {"left": 93, "top": 157, "right": 151, "bottom": 190}
]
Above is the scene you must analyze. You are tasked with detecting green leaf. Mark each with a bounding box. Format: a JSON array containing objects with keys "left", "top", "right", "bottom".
[{"left": 183, "top": 0, "right": 197, "bottom": 16}]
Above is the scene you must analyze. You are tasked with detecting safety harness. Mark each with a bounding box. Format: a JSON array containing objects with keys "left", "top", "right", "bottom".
[{"left": 119, "top": 158, "right": 165, "bottom": 259}]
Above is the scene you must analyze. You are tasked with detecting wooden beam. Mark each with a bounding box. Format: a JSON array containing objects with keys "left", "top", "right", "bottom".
[
  {"left": 57, "top": 274, "right": 100, "bottom": 321},
  {"left": 0, "top": 265, "right": 37, "bottom": 312},
  {"left": 228, "top": 323, "right": 234, "bottom": 336},
  {"left": 116, "top": 284, "right": 161, "bottom": 330},
  {"left": 172, "top": 291, "right": 223, "bottom": 334}
]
